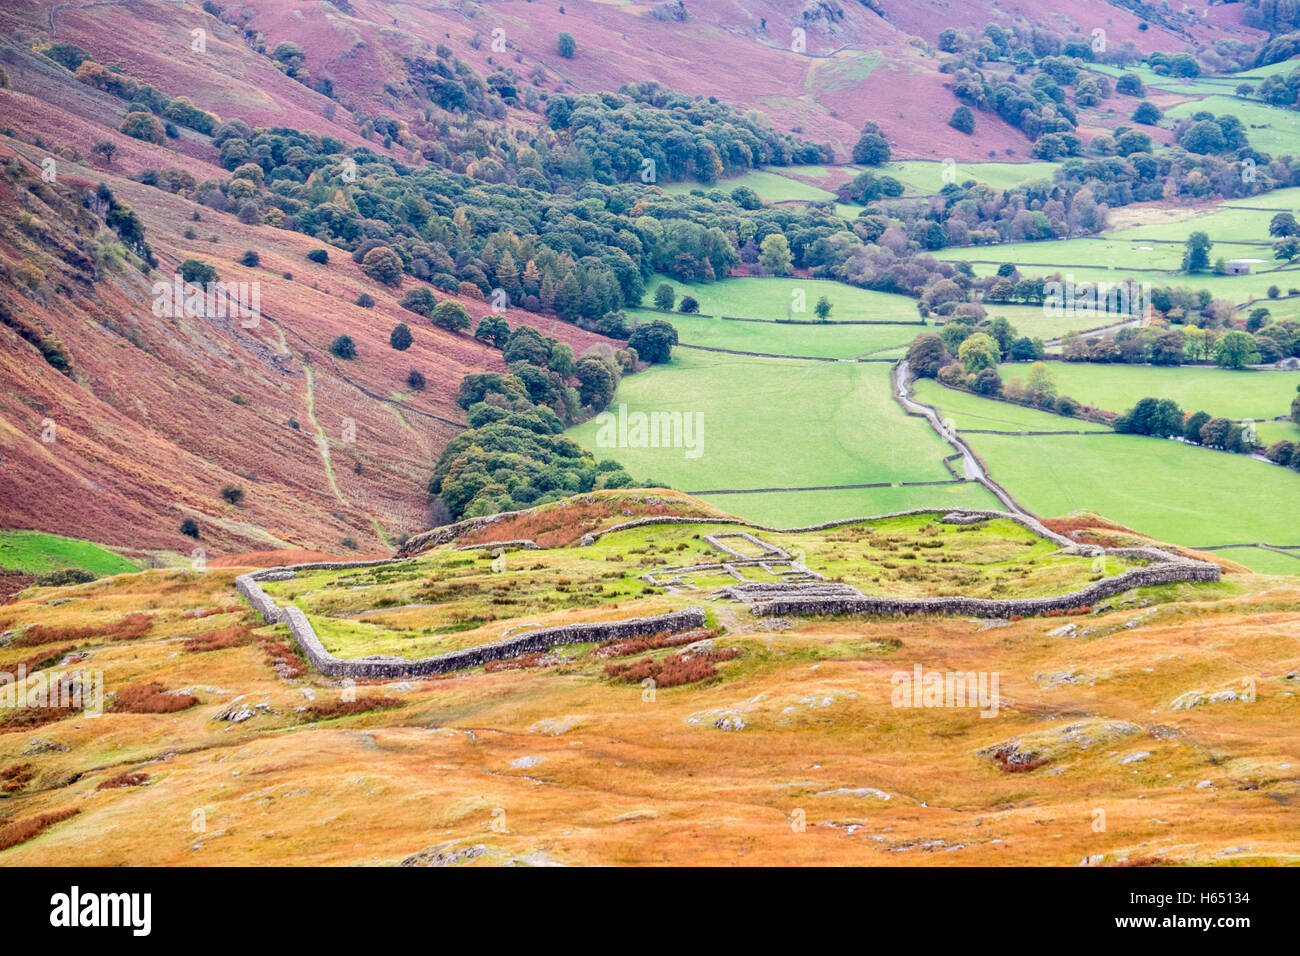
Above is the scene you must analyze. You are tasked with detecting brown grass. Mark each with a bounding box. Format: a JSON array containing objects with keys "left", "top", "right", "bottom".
[
  {"left": 302, "top": 696, "right": 402, "bottom": 720},
  {"left": 0, "top": 807, "right": 80, "bottom": 853},
  {"left": 0, "top": 706, "right": 78, "bottom": 733},
  {"left": 14, "top": 613, "right": 152, "bottom": 648},
  {"left": 4, "top": 644, "right": 76, "bottom": 674},
  {"left": 0, "top": 763, "right": 35, "bottom": 793},
  {"left": 96, "top": 771, "right": 149, "bottom": 790},
  {"left": 258, "top": 634, "right": 306, "bottom": 678},
  {"left": 183, "top": 625, "right": 253, "bottom": 653},
  {"left": 595, "top": 627, "right": 723, "bottom": 659},
  {"left": 606, "top": 647, "right": 741, "bottom": 688},
  {"left": 109, "top": 682, "right": 199, "bottom": 714}
]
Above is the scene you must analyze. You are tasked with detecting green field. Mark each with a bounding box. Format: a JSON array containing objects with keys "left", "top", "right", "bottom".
[
  {"left": 881, "top": 159, "right": 1059, "bottom": 194},
  {"left": 913, "top": 378, "right": 1111, "bottom": 433},
  {"left": 963, "top": 431, "right": 1300, "bottom": 555},
  {"left": 639, "top": 310, "right": 918, "bottom": 358},
  {"left": 660, "top": 169, "right": 835, "bottom": 203},
  {"left": 646, "top": 274, "right": 926, "bottom": 321},
  {"left": 568, "top": 350, "right": 958, "bottom": 505},
  {"left": 699, "top": 481, "right": 997, "bottom": 526},
  {"left": 1203, "top": 546, "right": 1300, "bottom": 574},
  {"left": 1008, "top": 362, "right": 1300, "bottom": 420},
  {"left": 0, "top": 530, "right": 137, "bottom": 576},
  {"left": 1163, "top": 95, "right": 1300, "bottom": 155}
]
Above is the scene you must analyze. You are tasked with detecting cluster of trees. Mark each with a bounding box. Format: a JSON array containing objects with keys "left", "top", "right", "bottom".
[
  {"left": 907, "top": 312, "right": 1048, "bottom": 396},
  {"left": 544, "top": 83, "right": 830, "bottom": 185},
  {"left": 428, "top": 316, "right": 675, "bottom": 519},
  {"left": 1059, "top": 314, "right": 1300, "bottom": 368},
  {"left": 1114, "top": 398, "right": 1261, "bottom": 459},
  {"left": 47, "top": 45, "right": 219, "bottom": 138}
]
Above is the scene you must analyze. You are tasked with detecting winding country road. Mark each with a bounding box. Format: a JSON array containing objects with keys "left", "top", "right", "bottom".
[{"left": 891, "top": 360, "right": 1029, "bottom": 515}]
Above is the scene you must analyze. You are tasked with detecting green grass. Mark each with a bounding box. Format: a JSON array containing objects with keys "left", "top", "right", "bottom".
[
  {"left": 1163, "top": 95, "right": 1300, "bottom": 156},
  {"left": 699, "top": 482, "right": 998, "bottom": 527},
  {"left": 913, "top": 378, "right": 1111, "bottom": 433},
  {"left": 1202, "top": 546, "right": 1300, "bottom": 575},
  {"left": 647, "top": 274, "right": 925, "bottom": 321},
  {"left": 1004, "top": 362, "right": 1300, "bottom": 420},
  {"left": 639, "top": 310, "right": 918, "bottom": 358},
  {"left": 880, "top": 159, "right": 1059, "bottom": 194},
  {"left": 962, "top": 431, "right": 1300, "bottom": 550},
  {"left": 660, "top": 169, "right": 835, "bottom": 203},
  {"left": 1254, "top": 419, "right": 1300, "bottom": 446},
  {"left": 975, "top": 303, "right": 1129, "bottom": 341},
  {"left": 567, "top": 350, "right": 957, "bottom": 496},
  {"left": 0, "top": 530, "right": 137, "bottom": 576}
]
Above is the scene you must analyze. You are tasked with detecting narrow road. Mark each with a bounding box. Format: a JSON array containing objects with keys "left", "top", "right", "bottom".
[{"left": 892, "top": 360, "right": 1030, "bottom": 516}]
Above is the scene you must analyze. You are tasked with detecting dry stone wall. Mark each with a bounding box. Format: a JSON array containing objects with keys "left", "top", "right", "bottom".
[{"left": 236, "top": 563, "right": 705, "bottom": 679}]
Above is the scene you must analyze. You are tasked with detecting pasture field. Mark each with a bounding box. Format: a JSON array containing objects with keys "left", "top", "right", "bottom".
[
  {"left": 637, "top": 310, "right": 917, "bottom": 358},
  {"left": 1206, "top": 546, "right": 1300, "bottom": 575},
  {"left": 1255, "top": 419, "right": 1300, "bottom": 445},
  {"left": 567, "top": 350, "right": 957, "bottom": 497},
  {"left": 881, "top": 159, "right": 1059, "bottom": 193},
  {"left": 953, "top": 261, "right": 1291, "bottom": 305},
  {"left": 1163, "top": 95, "right": 1300, "bottom": 155},
  {"left": 962, "top": 431, "right": 1300, "bottom": 557},
  {"left": 660, "top": 169, "right": 835, "bottom": 203},
  {"left": 1008, "top": 362, "right": 1300, "bottom": 421},
  {"left": 0, "top": 530, "right": 138, "bottom": 576},
  {"left": 971, "top": 302, "right": 1144, "bottom": 341},
  {"left": 646, "top": 274, "right": 925, "bottom": 321},
  {"left": 912, "top": 378, "right": 1110, "bottom": 433},
  {"left": 1088, "top": 63, "right": 1245, "bottom": 97},
  {"left": 698, "top": 481, "right": 997, "bottom": 527}
]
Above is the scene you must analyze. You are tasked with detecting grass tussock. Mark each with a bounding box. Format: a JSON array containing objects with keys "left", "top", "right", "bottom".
[
  {"left": 96, "top": 771, "right": 149, "bottom": 790},
  {"left": 605, "top": 647, "right": 741, "bottom": 688},
  {"left": 14, "top": 613, "right": 152, "bottom": 648},
  {"left": 0, "top": 807, "right": 79, "bottom": 853},
  {"left": 302, "top": 696, "right": 402, "bottom": 720},
  {"left": 109, "top": 682, "right": 199, "bottom": 714},
  {"left": 183, "top": 625, "right": 253, "bottom": 653}
]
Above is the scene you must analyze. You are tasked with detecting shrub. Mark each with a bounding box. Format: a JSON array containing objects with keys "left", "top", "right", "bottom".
[
  {"left": 355, "top": 292, "right": 375, "bottom": 308},
  {"left": 220, "top": 484, "right": 244, "bottom": 505},
  {"left": 949, "top": 105, "right": 975, "bottom": 134},
  {"left": 399, "top": 286, "right": 437, "bottom": 317},
  {"left": 119, "top": 111, "right": 166, "bottom": 144},
  {"left": 180, "top": 518, "right": 200, "bottom": 539},
  {"left": 390, "top": 322, "right": 413, "bottom": 350},
  {"left": 557, "top": 32, "right": 576, "bottom": 58},
  {"left": 306, "top": 249, "right": 329, "bottom": 264},
  {"left": 359, "top": 245, "right": 403, "bottom": 286},
  {"left": 179, "top": 258, "right": 218, "bottom": 285},
  {"left": 678, "top": 296, "right": 699, "bottom": 314},
  {"left": 34, "top": 567, "right": 96, "bottom": 587},
  {"left": 407, "top": 368, "right": 426, "bottom": 390},
  {"left": 239, "top": 250, "right": 260, "bottom": 267},
  {"left": 431, "top": 300, "right": 472, "bottom": 332},
  {"left": 330, "top": 334, "right": 357, "bottom": 359}
]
